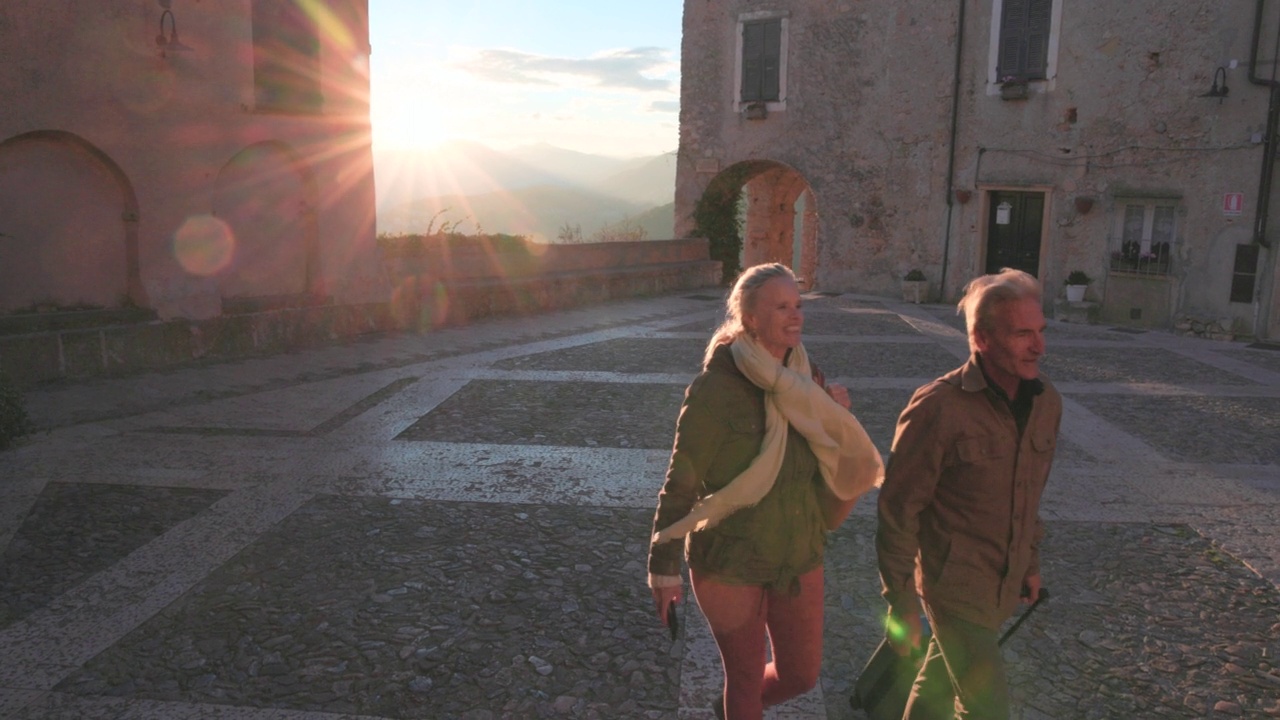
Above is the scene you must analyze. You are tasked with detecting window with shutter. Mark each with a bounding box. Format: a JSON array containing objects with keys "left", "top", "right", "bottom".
[
  {"left": 997, "top": 0, "right": 1052, "bottom": 80},
  {"left": 253, "top": 0, "right": 323, "bottom": 114},
  {"left": 1110, "top": 200, "right": 1177, "bottom": 276},
  {"left": 741, "top": 19, "right": 781, "bottom": 102}
]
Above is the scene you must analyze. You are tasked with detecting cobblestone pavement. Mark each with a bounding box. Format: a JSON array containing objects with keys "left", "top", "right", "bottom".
[{"left": 1, "top": 291, "right": 1278, "bottom": 719}]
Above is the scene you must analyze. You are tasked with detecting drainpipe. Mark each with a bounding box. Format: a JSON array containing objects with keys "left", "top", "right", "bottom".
[
  {"left": 1249, "top": 0, "right": 1280, "bottom": 337},
  {"left": 1248, "top": 0, "right": 1280, "bottom": 249},
  {"left": 940, "top": 0, "right": 966, "bottom": 297}
]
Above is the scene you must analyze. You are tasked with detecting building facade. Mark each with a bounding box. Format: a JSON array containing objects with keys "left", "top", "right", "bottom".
[
  {"left": 676, "top": 0, "right": 1280, "bottom": 339},
  {"left": 0, "top": 0, "right": 382, "bottom": 322}
]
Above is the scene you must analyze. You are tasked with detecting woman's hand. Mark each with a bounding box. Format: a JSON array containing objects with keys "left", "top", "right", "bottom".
[
  {"left": 826, "top": 382, "right": 851, "bottom": 411},
  {"left": 652, "top": 585, "right": 682, "bottom": 624}
]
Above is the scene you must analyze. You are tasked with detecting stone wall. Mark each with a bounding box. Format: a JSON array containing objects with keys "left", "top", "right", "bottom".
[{"left": 0, "top": 239, "right": 721, "bottom": 387}]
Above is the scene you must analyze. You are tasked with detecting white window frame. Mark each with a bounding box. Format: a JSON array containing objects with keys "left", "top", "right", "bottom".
[
  {"left": 986, "top": 0, "right": 1063, "bottom": 96},
  {"left": 734, "top": 11, "right": 789, "bottom": 113}
]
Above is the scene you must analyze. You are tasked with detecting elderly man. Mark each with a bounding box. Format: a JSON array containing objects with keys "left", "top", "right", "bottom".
[{"left": 876, "top": 268, "right": 1062, "bottom": 719}]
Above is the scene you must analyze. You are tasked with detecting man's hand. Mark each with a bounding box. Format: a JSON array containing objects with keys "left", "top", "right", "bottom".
[
  {"left": 652, "top": 585, "right": 681, "bottom": 625},
  {"left": 885, "top": 603, "right": 923, "bottom": 657},
  {"left": 1021, "top": 573, "right": 1042, "bottom": 604}
]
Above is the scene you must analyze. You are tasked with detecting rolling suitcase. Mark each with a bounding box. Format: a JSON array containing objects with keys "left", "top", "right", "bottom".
[{"left": 849, "top": 590, "right": 1049, "bottom": 719}]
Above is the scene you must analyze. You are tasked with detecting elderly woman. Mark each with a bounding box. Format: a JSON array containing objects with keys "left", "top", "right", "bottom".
[{"left": 648, "top": 263, "right": 883, "bottom": 720}]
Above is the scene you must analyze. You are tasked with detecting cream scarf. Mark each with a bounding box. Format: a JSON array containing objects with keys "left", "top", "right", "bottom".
[{"left": 653, "top": 335, "right": 884, "bottom": 545}]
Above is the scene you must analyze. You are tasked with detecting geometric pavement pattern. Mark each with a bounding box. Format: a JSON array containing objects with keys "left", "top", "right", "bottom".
[{"left": 1, "top": 290, "right": 1278, "bottom": 718}]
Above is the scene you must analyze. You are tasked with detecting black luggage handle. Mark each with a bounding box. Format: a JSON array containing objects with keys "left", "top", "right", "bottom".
[{"left": 998, "top": 587, "right": 1049, "bottom": 646}]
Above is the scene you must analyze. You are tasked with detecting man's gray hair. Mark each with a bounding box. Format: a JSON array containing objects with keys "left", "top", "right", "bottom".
[{"left": 956, "top": 268, "right": 1042, "bottom": 352}]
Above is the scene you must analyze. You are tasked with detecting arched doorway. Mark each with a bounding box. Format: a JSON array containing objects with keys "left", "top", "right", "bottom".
[
  {"left": 0, "top": 131, "right": 143, "bottom": 313},
  {"left": 692, "top": 160, "right": 818, "bottom": 288}
]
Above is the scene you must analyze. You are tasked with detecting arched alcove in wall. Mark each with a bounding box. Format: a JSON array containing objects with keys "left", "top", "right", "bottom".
[
  {"left": 692, "top": 159, "right": 818, "bottom": 288},
  {"left": 0, "top": 131, "right": 144, "bottom": 313},
  {"left": 211, "top": 141, "right": 319, "bottom": 303}
]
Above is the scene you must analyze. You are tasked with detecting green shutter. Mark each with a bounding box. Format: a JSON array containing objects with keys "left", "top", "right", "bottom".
[
  {"left": 741, "top": 19, "right": 781, "bottom": 102},
  {"left": 998, "top": 0, "right": 1051, "bottom": 80}
]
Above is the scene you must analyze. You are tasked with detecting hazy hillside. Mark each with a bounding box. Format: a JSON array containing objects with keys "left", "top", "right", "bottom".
[
  {"left": 597, "top": 153, "right": 676, "bottom": 206},
  {"left": 375, "top": 141, "right": 678, "bottom": 240},
  {"left": 380, "top": 185, "right": 662, "bottom": 242},
  {"left": 506, "top": 143, "right": 633, "bottom": 186},
  {"left": 632, "top": 202, "right": 675, "bottom": 241}
]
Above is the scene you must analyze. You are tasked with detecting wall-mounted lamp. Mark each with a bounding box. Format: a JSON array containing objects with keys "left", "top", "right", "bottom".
[
  {"left": 1200, "top": 66, "right": 1229, "bottom": 103},
  {"left": 156, "top": 1, "right": 193, "bottom": 57},
  {"left": 954, "top": 189, "right": 972, "bottom": 204},
  {"left": 1074, "top": 196, "right": 1095, "bottom": 215}
]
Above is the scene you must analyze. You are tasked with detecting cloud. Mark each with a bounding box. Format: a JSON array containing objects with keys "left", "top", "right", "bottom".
[
  {"left": 455, "top": 47, "right": 674, "bottom": 92},
  {"left": 648, "top": 100, "right": 679, "bottom": 113}
]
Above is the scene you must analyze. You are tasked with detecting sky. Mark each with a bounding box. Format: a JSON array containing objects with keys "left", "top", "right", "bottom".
[{"left": 368, "top": 1, "right": 684, "bottom": 158}]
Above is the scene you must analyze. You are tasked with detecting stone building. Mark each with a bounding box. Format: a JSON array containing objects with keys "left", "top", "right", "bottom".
[
  {"left": 675, "top": 0, "right": 1280, "bottom": 339},
  {"left": 0, "top": 0, "right": 381, "bottom": 322}
]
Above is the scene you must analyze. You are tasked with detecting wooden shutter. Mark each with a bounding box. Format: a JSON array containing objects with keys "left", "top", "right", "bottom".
[
  {"left": 997, "top": 0, "right": 1051, "bottom": 80},
  {"left": 760, "top": 20, "right": 781, "bottom": 101},
  {"left": 741, "top": 19, "right": 781, "bottom": 102},
  {"left": 1024, "top": 0, "right": 1052, "bottom": 79}
]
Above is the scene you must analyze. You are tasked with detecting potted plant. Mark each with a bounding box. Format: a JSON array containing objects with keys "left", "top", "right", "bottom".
[
  {"left": 1065, "top": 270, "right": 1091, "bottom": 302},
  {"left": 902, "top": 269, "right": 928, "bottom": 303},
  {"left": 1000, "top": 75, "right": 1029, "bottom": 100}
]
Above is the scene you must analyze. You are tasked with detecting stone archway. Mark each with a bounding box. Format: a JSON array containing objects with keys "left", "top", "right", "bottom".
[
  {"left": 693, "top": 160, "right": 818, "bottom": 288},
  {"left": 0, "top": 131, "right": 145, "bottom": 313}
]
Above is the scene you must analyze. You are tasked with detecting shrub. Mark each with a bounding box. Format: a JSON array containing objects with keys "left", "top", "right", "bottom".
[
  {"left": 904, "top": 269, "right": 926, "bottom": 281},
  {"left": 1066, "top": 270, "right": 1092, "bottom": 285},
  {"left": 0, "top": 370, "right": 31, "bottom": 450}
]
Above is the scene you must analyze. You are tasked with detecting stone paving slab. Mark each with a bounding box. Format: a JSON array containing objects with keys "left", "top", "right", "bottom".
[{"left": 1, "top": 290, "right": 1278, "bottom": 720}]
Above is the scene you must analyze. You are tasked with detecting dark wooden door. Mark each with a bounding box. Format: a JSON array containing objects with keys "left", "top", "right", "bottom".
[{"left": 985, "top": 191, "right": 1043, "bottom": 276}]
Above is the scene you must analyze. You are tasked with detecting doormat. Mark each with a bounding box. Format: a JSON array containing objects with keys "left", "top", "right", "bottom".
[
  {"left": 683, "top": 294, "right": 723, "bottom": 301},
  {"left": 812, "top": 291, "right": 843, "bottom": 297},
  {"left": 1247, "top": 342, "right": 1280, "bottom": 351},
  {"left": 1108, "top": 327, "right": 1146, "bottom": 334}
]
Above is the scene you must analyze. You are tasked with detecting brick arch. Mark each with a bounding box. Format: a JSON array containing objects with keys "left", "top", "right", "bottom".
[
  {"left": 694, "top": 159, "right": 818, "bottom": 288},
  {"left": 0, "top": 130, "right": 146, "bottom": 312},
  {"left": 211, "top": 141, "right": 320, "bottom": 304}
]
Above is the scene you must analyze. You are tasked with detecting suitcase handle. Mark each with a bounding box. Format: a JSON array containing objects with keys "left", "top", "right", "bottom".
[{"left": 998, "top": 587, "right": 1049, "bottom": 646}]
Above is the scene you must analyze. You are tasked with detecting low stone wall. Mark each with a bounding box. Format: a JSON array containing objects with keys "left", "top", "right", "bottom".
[
  {"left": 385, "top": 238, "right": 720, "bottom": 329},
  {"left": 0, "top": 239, "right": 721, "bottom": 387}
]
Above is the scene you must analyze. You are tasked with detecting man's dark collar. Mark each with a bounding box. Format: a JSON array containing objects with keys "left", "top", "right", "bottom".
[{"left": 975, "top": 353, "right": 1045, "bottom": 402}]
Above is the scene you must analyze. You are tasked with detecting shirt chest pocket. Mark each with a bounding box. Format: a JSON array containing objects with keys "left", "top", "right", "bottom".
[
  {"left": 951, "top": 435, "right": 1010, "bottom": 467},
  {"left": 1031, "top": 432, "right": 1056, "bottom": 454}
]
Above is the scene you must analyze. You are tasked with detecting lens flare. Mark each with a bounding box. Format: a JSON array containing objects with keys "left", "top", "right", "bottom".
[
  {"left": 885, "top": 613, "right": 908, "bottom": 644},
  {"left": 172, "top": 215, "right": 235, "bottom": 276}
]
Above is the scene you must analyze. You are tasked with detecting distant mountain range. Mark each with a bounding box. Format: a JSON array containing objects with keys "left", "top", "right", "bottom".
[{"left": 374, "top": 141, "right": 677, "bottom": 241}]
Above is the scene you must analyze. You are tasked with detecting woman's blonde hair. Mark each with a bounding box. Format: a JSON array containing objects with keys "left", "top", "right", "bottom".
[
  {"left": 956, "top": 267, "right": 1042, "bottom": 352},
  {"left": 703, "top": 263, "right": 797, "bottom": 367}
]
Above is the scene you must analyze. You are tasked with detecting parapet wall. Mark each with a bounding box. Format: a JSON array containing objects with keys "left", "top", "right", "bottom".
[{"left": 0, "top": 239, "right": 721, "bottom": 387}]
